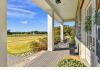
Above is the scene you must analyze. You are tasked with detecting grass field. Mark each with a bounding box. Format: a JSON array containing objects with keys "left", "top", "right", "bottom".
[{"left": 7, "top": 34, "right": 47, "bottom": 56}]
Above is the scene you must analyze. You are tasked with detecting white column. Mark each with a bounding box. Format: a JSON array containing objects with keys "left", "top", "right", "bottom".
[
  {"left": 80, "top": 9, "right": 86, "bottom": 59},
  {"left": 60, "top": 23, "right": 64, "bottom": 42},
  {"left": 91, "top": 0, "right": 97, "bottom": 67},
  {"left": 48, "top": 12, "right": 54, "bottom": 51},
  {"left": 0, "top": 0, "right": 7, "bottom": 66}
]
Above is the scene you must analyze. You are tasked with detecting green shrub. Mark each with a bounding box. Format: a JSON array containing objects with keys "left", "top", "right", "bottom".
[{"left": 58, "top": 58, "right": 86, "bottom": 67}]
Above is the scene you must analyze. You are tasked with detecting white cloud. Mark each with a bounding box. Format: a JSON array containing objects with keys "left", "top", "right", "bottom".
[
  {"left": 7, "top": 7, "right": 36, "bottom": 19},
  {"left": 21, "top": 21, "right": 28, "bottom": 24}
]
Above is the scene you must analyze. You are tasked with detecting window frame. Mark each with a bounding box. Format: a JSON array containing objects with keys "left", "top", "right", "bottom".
[{"left": 85, "top": 1, "right": 92, "bottom": 49}]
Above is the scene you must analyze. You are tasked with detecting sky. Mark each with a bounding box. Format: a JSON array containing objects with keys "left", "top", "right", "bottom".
[{"left": 7, "top": 0, "right": 75, "bottom": 32}]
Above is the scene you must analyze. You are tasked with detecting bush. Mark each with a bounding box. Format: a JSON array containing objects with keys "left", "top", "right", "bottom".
[
  {"left": 29, "top": 37, "right": 47, "bottom": 52},
  {"left": 58, "top": 58, "right": 86, "bottom": 67},
  {"left": 29, "top": 41, "right": 39, "bottom": 52},
  {"left": 38, "top": 37, "right": 47, "bottom": 51},
  {"left": 54, "top": 35, "right": 60, "bottom": 45}
]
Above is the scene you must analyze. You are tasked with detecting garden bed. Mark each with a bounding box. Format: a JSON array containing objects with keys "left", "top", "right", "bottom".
[{"left": 57, "top": 56, "right": 86, "bottom": 67}]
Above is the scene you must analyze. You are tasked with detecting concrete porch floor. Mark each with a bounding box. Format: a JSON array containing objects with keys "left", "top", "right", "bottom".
[
  {"left": 8, "top": 49, "right": 89, "bottom": 67},
  {"left": 9, "top": 49, "right": 70, "bottom": 67},
  {"left": 25, "top": 50, "right": 70, "bottom": 67},
  {"left": 8, "top": 42, "right": 70, "bottom": 67}
]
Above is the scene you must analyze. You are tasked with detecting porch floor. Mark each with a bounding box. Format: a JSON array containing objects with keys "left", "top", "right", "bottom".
[
  {"left": 9, "top": 50, "right": 70, "bottom": 67},
  {"left": 8, "top": 42, "right": 80, "bottom": 67},
  {"left": 25, "top": 50, "right": 70, "bottom": 67}
]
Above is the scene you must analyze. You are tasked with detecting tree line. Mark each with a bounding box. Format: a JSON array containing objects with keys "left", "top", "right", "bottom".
[
  {"left": 7, "top": 25, "right": 75, "bottom": 38},
  {"left": 7, "top": 30, "right": 47, "bottom": 35},
  {"left": 54, "top": 25, "right": 75, "bottom": 37}
]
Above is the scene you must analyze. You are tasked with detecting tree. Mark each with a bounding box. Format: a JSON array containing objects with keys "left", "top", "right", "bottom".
[
  {"left": 54, "top": 25, "right": 75, "bottom": 44},
  {"left": 7, "top": 29, "right": 12, "bottom": 35}
]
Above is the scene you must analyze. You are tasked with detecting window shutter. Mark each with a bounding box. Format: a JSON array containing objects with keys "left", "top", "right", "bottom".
[{"left": 98, "top": 27, "right": 100, "bottom": 40}]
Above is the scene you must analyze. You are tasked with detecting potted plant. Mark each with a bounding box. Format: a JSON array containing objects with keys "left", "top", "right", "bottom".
[{"left": 69, "top": 37, "right": 75, "bottom": 55}]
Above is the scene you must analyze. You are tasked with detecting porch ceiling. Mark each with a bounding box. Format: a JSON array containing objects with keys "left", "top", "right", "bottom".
[{"left": 32, "top": 0, "right": 79, "bottom": 22}]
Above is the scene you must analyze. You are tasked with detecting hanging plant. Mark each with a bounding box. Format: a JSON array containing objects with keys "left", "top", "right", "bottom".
[
  {"left": 85, "top": 9, "right": 98, "bottom": 32},
  {"left": 85, "top": 16, "right": 92, "bottom": 32}
]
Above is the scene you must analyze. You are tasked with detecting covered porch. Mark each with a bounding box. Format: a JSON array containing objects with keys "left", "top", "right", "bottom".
[
  {"left": 0, "top": 0, "right": 80, "bottom": 66},
  {"left": 32, "top": 0, "right": 79, "bottom": 51}
]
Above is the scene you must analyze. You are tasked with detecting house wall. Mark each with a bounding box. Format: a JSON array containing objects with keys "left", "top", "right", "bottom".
[
  {"left": 75, "top": 37, "right": 82, "bottom": 57},
  {"left": 96, "top": 0, "right": 100, "bottom": 66},
  {"left": 75, "top": 0, "right": 87, "bottom": 60},
  {"left": 75, "top": 0, "right": 98, "bottom": 66}
]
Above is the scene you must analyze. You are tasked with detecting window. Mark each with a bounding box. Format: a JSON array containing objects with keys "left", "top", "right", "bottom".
[{"left": 85, "top": 2, "right": 92, "bottom": 49}]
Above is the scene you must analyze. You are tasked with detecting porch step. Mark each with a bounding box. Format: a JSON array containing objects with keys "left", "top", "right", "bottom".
[{"left": 54, "top": 42, "right": 68, "bottom": 49}]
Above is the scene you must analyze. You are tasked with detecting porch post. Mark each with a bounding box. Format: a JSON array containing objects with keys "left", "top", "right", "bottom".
[
  {"left": 48, "top": 11, "right": 54, "bottom": 51},
  {"left": 0, "top": 0, "right": 7, "bottom": 66},
  {"left": 60, "top": 23, "right": 64, "bottom": 42},
  {"left": 91, "top": 0, "right": 97, "bottom": 67}
]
